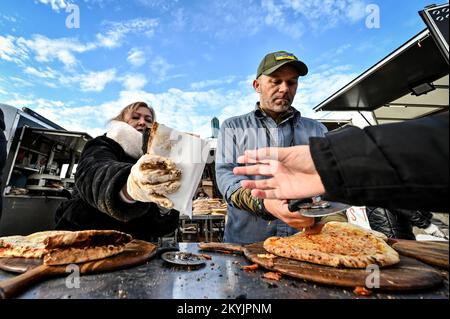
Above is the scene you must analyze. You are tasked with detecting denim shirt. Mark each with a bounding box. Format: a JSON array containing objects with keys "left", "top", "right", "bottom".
[{"left": 215, "top": 104, "right": 328, "bottom": 244}]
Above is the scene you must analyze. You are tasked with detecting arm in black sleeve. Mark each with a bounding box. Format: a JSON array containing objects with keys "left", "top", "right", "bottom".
[
  {"left": 75, "top": 136, "right": 149, "bottom": 222},
  {"left": 310, "top": 112, "right": 449, "bottom": 211}
]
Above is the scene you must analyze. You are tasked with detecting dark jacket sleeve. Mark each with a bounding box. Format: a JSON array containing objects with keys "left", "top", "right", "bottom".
[
  {"left": 310, "top": 112, "right": 449, "bottom": 211},
  {"left": 75, "top": 136, "right": 149, "bottom": 222}
]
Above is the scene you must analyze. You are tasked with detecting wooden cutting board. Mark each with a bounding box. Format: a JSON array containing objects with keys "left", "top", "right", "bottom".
[
  {"left": 199, "top": 242, "right": 443, "bottom": 292},
  {"left": 390, "top": 239, "right": 448, "bottom": 268},
  {"left": 0, "top": 239, "right": 157, "bottom": 299}
]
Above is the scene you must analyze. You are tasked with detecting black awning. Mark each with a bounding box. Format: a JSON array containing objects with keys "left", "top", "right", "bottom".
[{"left": 314, "top": 29, "right": 448, "bottom": 113}]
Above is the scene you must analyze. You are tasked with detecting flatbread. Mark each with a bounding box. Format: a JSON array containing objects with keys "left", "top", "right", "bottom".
[
  {"left": 0, "top": 230, "right": 133, "bottom": 265},
  {"left": 43, "top": 244, "right": 127, "bottom": 265},
  {"left": 127, "top": 153, "right": 182, "bottom": 208},
  {"left": 263, "top": 222, "right": 399, "bottom": 268},
  {"left": 149, "top": 122, "right": 159, "bottom": 149}
]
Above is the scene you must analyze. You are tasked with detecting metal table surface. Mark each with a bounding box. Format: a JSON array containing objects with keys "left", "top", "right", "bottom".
[{"left": 0, "top": 243, "right": 448, "bottom": 299}]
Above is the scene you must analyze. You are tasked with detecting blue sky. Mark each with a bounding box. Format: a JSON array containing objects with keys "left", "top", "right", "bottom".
[{"left": 0, "top": 0, "right": 439, "bottom": 138}]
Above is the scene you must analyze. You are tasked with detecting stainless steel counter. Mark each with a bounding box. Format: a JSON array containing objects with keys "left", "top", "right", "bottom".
[{"left": 0, "top": 243, "right": 448, "bottom": 299}]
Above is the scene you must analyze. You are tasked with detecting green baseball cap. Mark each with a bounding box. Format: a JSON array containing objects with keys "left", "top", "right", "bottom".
[{"left": 256, "top": 51, "right": 308, "bottom": 78}]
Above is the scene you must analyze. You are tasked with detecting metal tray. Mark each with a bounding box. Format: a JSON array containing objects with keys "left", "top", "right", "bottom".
[{"left": 161, "top": 251, "right": 207, "bottom": 266}]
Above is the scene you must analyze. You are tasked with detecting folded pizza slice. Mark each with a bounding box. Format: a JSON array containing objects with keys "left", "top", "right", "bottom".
[
  {"left": 0, "top": 230, "right": 133, "bottom": 265},
  {"left": 263, "top": 222, "right": 399, "bottom": 268}
]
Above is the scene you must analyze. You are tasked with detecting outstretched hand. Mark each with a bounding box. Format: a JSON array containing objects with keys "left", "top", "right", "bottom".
[{"left": 233, "top": 146, "right": 326, "bottom": 200}]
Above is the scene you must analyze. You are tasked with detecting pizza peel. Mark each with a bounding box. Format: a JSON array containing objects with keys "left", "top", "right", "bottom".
[
  {"left": 0, "top": 239, "right": 157, "bottom": 299},
  {"left": 198, "top": 242, "right": 444, "bottom": 292}
]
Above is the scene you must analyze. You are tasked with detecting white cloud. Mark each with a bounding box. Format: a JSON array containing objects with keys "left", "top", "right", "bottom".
[
  {"left": 21, "top": 65, "right": 139, "bottom": 93},
  {"left": 19, "top": 85, "right": 254, "bottom": 138},
  {"left": 171, "top": 8, "right": 187, "bottom": 30},
  {"left": 23, "top": 66, "right": 58, "bottom": 79},
  {"left": 127, "top": 48, "right": 146, "bottom": 67},
  {"left": 190, "top": 76, "right": 236, "bottom": 90},
  {"left": 187, "top": 0, "right": 367, "bottom": 40},
  {"left": 150, "top": 56, "right": 175, "bottom": 83},
  {"left": 264, "top": 0, "right": 368, "bottom": 33},
  {"left": 262, "top": 0, "right": 304, "bottom": 38},
  {"left": 96, "top": 18, "right": 159, "bottom": 49},
  {"left": 10, "top": 77, "right": 34, "bottom": 87},
  {"left": 78, "top": 69, "right": 117, "bottom": 92},
  {"left": 2, "top": 18, "right": 157, "bottom": 69},
  {"left": 347, "top": 1, "right": 368, "bottom": 22},
  {"left": 16, "top": 35, "right": 96, "bottom": 66},
  {"left": 3, "top": 62, "right": 360, "bottom": 139},
  {"left": 0, "top": 35, "right": 29, "bottom": 64},
  {"left": 136, "top": 0, "right": 179, "bottom": 11},
  {"left": 122, "top": 74, "right": 148, "bottom": 91},
  {"left": 295, "top": 65, "right": 359, "bottom": 117},
  {"left": 1, "top": 14, "right": 17, "bottom": 23},
  {"left": 192, "top": 1, "right": 263, "bottom": 39},
  {"left": 36, "top": 0, "right": 69, "bottom": 12}
]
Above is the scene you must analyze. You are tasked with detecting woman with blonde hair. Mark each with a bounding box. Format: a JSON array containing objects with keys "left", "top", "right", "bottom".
[{"left": 55, "top": 102, "right": 180, "bottom": 241}]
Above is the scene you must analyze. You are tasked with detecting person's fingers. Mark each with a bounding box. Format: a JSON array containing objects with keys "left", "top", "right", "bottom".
[
  {"left": 233, "top": 163, "right": 275, "bottom": 176},
  {"left": 237, "top": 154, "right": 276, "bottom": 164},
  {"left": 237, "top": 155, "right": 260, "bottom": 164},
  {"left": 240, "top": 180, "right": 257, "bottom": 189},
  {"left": 244, "top": 148, "right": 280, "bottom": 161},
  {"left": 287, "top": 217, "right": 315, "bottom": 229},
  {"left": 272, "top": 210, "right": 314, "bottom": 230},
  {"left": 241, "top": 178, "right": 276, "bottom": 190},
  {"left": 250, "top": 188, "right": 278, "bottom": 199}
]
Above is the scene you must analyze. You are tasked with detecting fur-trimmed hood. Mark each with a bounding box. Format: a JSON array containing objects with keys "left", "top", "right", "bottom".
[{"left": 106, "top": 120, "right": 143, "bottom": 159}]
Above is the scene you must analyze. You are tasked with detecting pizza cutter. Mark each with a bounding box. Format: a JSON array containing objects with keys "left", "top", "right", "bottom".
[{"left": 288, "top": 196, "right": 351, "bottom": 217}]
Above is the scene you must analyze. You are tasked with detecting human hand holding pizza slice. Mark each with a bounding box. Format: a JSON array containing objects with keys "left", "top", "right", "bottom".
[{"left": 126, "top": 154, "right": 182, "bottom": 209}]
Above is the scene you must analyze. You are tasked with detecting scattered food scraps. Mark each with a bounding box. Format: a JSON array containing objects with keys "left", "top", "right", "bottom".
[
  {"left": 353, "top": 286, "right": 372, "bottom": 296},
  {"left": 200, "top": 253, "right": 212, "bottom": 260},
  {"left": 241, "top": 264, "right": 259, "bottom": 271},
  {"left": 262, "top": 272, "right": 282, "bottom": 281}
]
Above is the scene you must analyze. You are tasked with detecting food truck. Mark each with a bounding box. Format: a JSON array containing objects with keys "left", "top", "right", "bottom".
[{"left": 0, "top": 103, "right": 91, "bottom": 236}]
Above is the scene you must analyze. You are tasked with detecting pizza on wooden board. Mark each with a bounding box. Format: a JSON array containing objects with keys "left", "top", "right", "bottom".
[
  {"left": 0, "top": 230, "right": 133, "bottom": 265},
  {"left": 263, "top": 222, "right": 399, "bottom": 268}
]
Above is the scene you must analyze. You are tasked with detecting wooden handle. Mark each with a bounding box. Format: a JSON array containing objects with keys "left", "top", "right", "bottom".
[
  {"left": 0, "top": 265, "right": 57, "bottom": 299},
  {"left": 198, "top": 242, "right": 244, "bottom": 253}
]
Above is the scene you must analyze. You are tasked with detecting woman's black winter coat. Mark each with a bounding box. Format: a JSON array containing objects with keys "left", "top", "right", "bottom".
[{"left": 55, "top": 135, "right": 179, "bottom": 242}]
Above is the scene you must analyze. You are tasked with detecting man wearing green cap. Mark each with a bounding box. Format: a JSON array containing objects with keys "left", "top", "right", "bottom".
[{"left": 215, "top": 51, "right": 345, "bottom": 244}]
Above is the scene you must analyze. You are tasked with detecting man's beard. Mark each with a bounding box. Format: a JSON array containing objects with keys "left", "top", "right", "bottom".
[{"left": 271, "top": 98, "right": 291, "bottom": 110}]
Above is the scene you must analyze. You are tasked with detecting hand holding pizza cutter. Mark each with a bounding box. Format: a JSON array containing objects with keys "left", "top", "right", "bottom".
[{"left": 288, "top": 196, "right": 351, "bottom": 234}]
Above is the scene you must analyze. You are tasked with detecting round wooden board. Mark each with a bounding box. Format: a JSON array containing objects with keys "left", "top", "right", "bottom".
[{"left": 243, "top": 242, "right": 443, "bottom": 292}]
